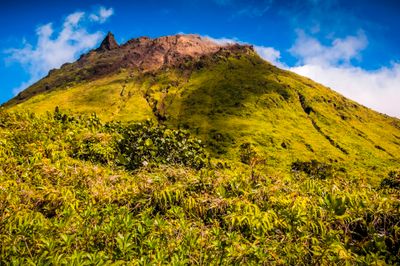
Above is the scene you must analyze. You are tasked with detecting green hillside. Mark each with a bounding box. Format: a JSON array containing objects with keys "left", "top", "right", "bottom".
[
  {"left": 1, "top": 34, "right": 400, "bottom": 264},
  {"left": 6, "top": 42, "right": 400, "bottom": 179}
]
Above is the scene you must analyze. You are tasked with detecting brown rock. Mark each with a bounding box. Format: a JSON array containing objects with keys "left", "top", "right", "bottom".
[{"left": 97, "top": 32, "right": 119, "bottom": 51}]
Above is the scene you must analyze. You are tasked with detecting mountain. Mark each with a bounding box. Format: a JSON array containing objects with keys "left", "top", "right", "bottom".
[
  {"left": 4, "top": 33, "right": 400, "bottom": 177},
  {"left": 2, "top": 33, "right": 400, "bottom": 264}
]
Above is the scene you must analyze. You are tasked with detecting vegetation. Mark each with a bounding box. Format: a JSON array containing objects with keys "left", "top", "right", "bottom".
[
  {"left": 2, "top": 38, "right": 400, "bottom": 264},
  {"left": 111, "top": 120, "right": 207, "bottom": 170},
  {"left": 0, "top": 109, "right": 399, "bottom": 264},
  {"left": 381, "top": 170, "right": 400, "bottom": 189}
]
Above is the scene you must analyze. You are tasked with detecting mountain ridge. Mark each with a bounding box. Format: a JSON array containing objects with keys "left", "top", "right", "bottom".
[{"left": 5, "top": 33, "right": 254, "bottom": 106}]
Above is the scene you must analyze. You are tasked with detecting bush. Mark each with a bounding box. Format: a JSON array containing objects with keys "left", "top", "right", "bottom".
[
  {"left": 291, "top": 159, "right": 335, "bottom": 179},
  {"left": 54, "top": 109, "right": 209, "bottom": 170},
  {"left": 380, "top": 170, "right": 400, "bottom": 189},
  {"left": 109, "top": 120, "right": 208, "bottom": 170}
]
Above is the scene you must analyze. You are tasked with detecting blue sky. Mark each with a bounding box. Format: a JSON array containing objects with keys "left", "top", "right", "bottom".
[{"left": 1, "top": 0, "right": 400, "bottom": 116}]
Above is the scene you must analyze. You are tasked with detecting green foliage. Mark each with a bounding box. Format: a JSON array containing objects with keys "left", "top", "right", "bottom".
[
  {"left": 291, "top": 159, "right": 335, "bottom": 179},
  {"left": 323, "top": 193, "right": 348, "bottom": 216},
  {"left": 109, "top": 120, "right": 208, "bottom": 170},
  {"left": 46, "top": 109, "right": 208, "bottom": 170},
  {"left": 1, "top": 107, "right": 400, "bottom": 264},
  {"left": 72, "top": 132, "right": 117, "bottom": 164}
]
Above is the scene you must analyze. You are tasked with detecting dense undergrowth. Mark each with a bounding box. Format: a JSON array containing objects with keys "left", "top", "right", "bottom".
[{"left": 0, "top": 109, "right": 399, "bottom": 265}]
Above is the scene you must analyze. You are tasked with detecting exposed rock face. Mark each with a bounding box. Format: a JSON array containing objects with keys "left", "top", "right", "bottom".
[
  {"left": 81, "top": 33, "right": 253, "bottom": 72},
  {"left": 97, "top": 32, "right": 119, "bottom": 51},
  {"left": 120, "top": 34, "right": 223, "bottom": 71}
]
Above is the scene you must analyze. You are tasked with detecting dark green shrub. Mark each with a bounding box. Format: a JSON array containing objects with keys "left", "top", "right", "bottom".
[
  {"left": 380, "top": 170, "right": 400, "bottom": 189},
  {"left": 291, "top": 159, "right": 335, "bottom": 179},
  {"left": 51, "top": 108, "right": 208, "bottom": 170},
  {"left": 110, "top": 120, "right": 208, "bottom": 170}
]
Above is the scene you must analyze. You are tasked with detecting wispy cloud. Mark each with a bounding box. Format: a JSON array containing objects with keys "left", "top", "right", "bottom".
[
  {"left": 289, "top": 30, "right": 367, "bottom": 66},
  {"left": 203, "top": 36, "right": 239, "bottom": 45},
  {"left": 89, "top": 6, "right": 114, "bottom": 23},
  {"left": 235, "top": 5, "right": 271, "bottom": 18},
  {"left": 291, "top": 63, "right": 400, "bottom": 117},
  {"left": 6, "top": 6, "right": 113, "bottom": 94},
  {"left": 254, "top": 46, "right": 284, "bottom": 68}
]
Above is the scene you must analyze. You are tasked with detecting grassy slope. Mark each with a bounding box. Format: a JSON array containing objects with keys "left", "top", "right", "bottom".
[{"left": 9, "top": 51, "right": 400, "bottom": 181}]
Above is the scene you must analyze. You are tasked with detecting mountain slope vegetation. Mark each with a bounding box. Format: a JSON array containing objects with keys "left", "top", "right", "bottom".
[
  {"left": 0, "top": 110, "right": 399, "bottom": 264},
  {"left": 5, "top": 34, "right": 400, "bottom": 179}
]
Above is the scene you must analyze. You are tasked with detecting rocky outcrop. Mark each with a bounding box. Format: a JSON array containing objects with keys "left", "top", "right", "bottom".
[{"left": 97, "top": 32, "right": 119, "bottom": 51}]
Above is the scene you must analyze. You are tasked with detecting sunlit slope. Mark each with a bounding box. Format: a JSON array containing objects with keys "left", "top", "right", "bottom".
[
  {"left": 7, "top": 49, "right": 400, "bottom": 176},
  {"left": 11, "top": 72, "right": 156, "bottom": 122}
]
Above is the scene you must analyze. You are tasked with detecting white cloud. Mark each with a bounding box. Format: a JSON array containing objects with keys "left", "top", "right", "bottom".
[
  {"left": 64, "top": 12, "right": 85, "bottom": 26},
  {"left": 289, "top": 30, "right": 367, "bottom": 66},
  {"left": 89, "top": 7, "right": 114, "bottom": 23},
  {"left": 290, "top": 63, "right": 400, "bottom": 118},
  {"left": 254, "top": 46, "right": 285, "bottom": 68},
  {"left": 6, "top": 7, "right": 113, "bottom": 94},
  {"left": 288, "top": 31, "right": 400, "bottom": 117}
]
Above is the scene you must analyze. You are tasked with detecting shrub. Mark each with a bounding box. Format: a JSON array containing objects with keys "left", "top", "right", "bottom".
[
  {"left": 380, "top": 170, "right": 400, "bottom": 189},
  {"left": 109, "top": 120, "right": 208, "bottom": 170},
  {"left": 291, "top": 159, "right": 335, "bottom": 179}
]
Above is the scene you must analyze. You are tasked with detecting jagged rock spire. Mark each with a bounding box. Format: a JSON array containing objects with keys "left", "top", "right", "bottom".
[{"left": 97, "top": 31, "right": 119, "bottom": 51}]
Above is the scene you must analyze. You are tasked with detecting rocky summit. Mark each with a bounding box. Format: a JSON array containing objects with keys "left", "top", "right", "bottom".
[
  {"left": 91, "top": 33, "right": 232, "bottom": 71},
  {"left": 7, "top": 33, "right": 252, "bottom": 105}
]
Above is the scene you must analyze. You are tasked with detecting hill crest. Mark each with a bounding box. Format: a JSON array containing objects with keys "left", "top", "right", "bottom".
[{"left": 7, "top": 33, "right": 253, "bottom": 105}]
